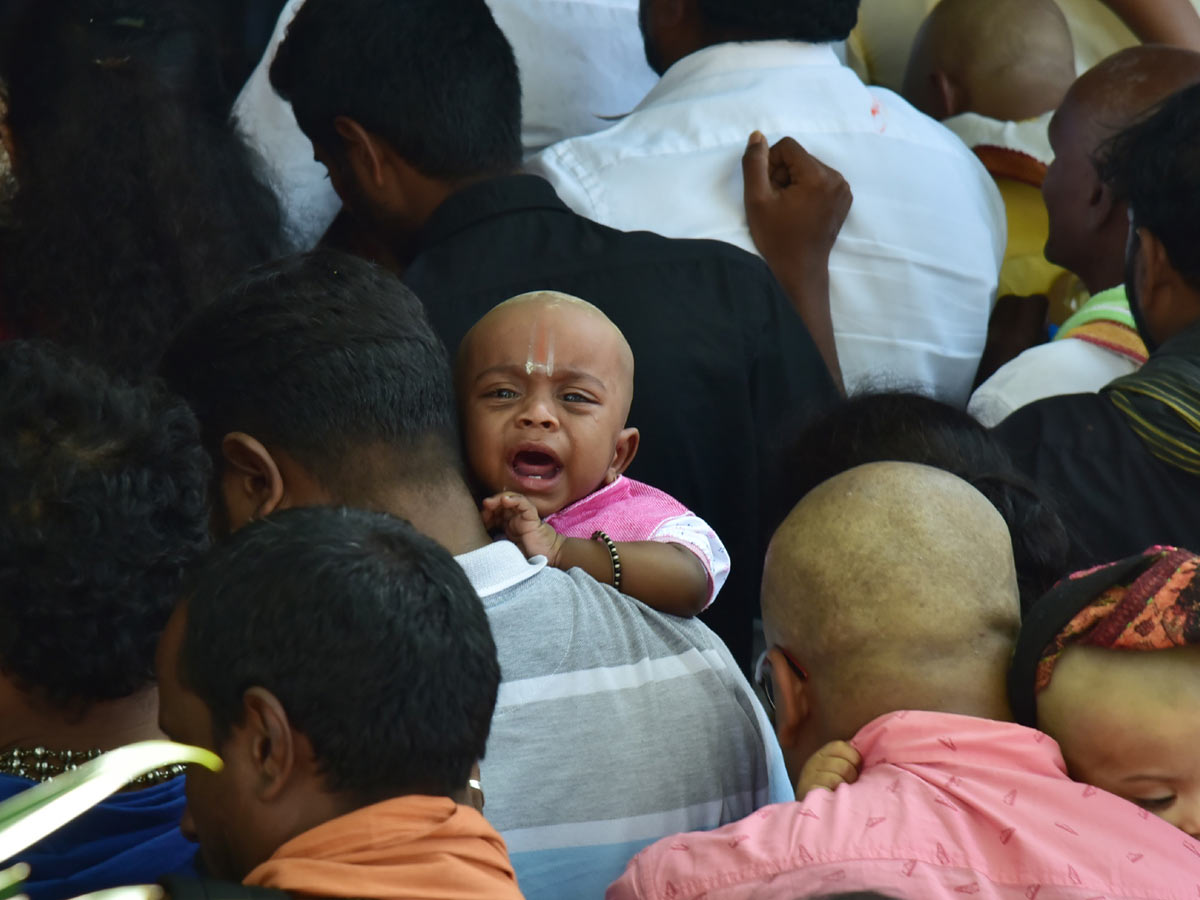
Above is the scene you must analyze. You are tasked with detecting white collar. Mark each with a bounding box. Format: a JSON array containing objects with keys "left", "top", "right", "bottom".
[
  {"left": 455, "top": 540, "right": 548, "bottom": 599},
  {"left": 637, "top": 40, "right": 842, "bottom": 111},
  {"left": 941, "top": 111, "right": 1055, "bottom": 167}
]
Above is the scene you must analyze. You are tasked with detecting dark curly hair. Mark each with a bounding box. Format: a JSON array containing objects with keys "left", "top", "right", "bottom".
[
  {"left": 0, "top": 0, "right": 285, "bottom": 379},
  {"left": 696, "top": 0, "right": 861, "bottom": 43},
  {"left": 780, "top": 391, "right": 1073, "bottom": 613},
  {"left": 0, "top": 340, "right": 211, "bottom": 709}
]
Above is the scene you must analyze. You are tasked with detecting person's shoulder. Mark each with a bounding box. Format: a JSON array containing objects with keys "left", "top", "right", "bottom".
[{"left": 970, "top": 341, "right": 1132, "bottom": 427}]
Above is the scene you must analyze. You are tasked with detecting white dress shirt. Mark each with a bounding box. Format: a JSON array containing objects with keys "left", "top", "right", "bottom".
[
  {"left": 232, "top": 0, "right": 657, "bottom": 248},
  {"left": 968, "top": 338, "right": 1139, "bottom": 427},
  {"left": 529, "top": 41, "right": 1006, "bottom": 405}
]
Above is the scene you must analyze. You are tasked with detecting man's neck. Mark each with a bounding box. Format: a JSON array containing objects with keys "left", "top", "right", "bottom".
[
  {"left": 374, "top": 481, "right": 491, "bottom": 557},
  {"left": 0, "top": 683, "right": 164, "bottom": 753}
]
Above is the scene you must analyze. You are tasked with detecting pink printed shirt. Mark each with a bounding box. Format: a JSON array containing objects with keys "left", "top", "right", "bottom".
[
  {"left": 607, "top": 711, "right": 1200, "bottom": 899},
  {"left": 545, "top": 476, "right": 730, "bottom": 607}
]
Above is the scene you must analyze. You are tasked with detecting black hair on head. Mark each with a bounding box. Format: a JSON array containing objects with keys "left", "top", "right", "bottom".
[
  {"left": 269, "top": 0, "right": 522, "bottom": 179},
  {"left": 0, "top": 0, "right": 285, "bottom": 378},
  {"left": 160, "top": 249, "right": 462, "bottom": 503},
  {"left": 181, "top": 506, "right": 500, "bottom": 800},
  {"left": 1098, "top": 80, "right": 1200, "bottom": 292},
  {"left": 0, "top": 340, "right": 211, "bottom": 710},
  {"left": 781, "top": 391, "right": 1072, "bottom": 612},
  {"left": 696, "top": 0, "right": 861, "bottom": 43}
]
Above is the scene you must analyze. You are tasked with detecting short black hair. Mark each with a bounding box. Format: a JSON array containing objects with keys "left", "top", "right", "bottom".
[
  {"left": 781, "top": 391, "right": 1071, "bottom": 612},
  {"left": 181, "top": 506, "right": 500, "bottom": 800},
  {"left": 0, "top": 0, "right": 284, "bottom": 378},
  {"left": 160, "top": 249, "right": 461, "bottom": 500},
  {"left": 696, "top": 0, "right": 861, "bottom": 42},
  {"left": 1099, "top": 81, "right": 1200, "bottom": 292},
  {"left": 0, "top": 341, "right": 211, "bottom": 709},
  {"left": 268, "top": 0, "right": 521, "bottom": 180}
]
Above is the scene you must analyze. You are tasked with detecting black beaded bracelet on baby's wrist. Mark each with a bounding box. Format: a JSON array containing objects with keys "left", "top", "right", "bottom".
[{"left": 592, "top": 530, "right": 622, "bottom": 592}]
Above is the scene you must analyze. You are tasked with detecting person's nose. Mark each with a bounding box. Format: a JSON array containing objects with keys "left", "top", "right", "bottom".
[{"left": 517, "top": 395, "right": 558, "bottom": 430}]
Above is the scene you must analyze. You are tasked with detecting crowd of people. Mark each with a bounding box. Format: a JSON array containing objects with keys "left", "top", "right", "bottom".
[{"left": 2, "top": 0, "right": 1200, "bottom": 897}]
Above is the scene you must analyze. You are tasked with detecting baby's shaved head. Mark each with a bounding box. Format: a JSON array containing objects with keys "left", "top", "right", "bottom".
[
  {"left": 903, "top": 0, "right": 1075, "bottom": 121},
  {"left": 763, "top": 462, "right": 1020, "bottom": 729},
  {"left": 457, "top": 291, "right": 635, "bottom": 414}
]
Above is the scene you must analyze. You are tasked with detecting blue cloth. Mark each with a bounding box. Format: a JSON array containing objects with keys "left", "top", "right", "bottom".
[{"left": 0, "top": 773, "right": 196, "bottom": 900}]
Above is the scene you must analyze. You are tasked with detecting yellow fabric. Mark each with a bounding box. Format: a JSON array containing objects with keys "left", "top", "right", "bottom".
[
  {"left": 994, "top": 177, "right": 1067, "bottom": 298},
  {"left": 243, "top": 796, "right": 525, "bottom": 900},
  {"left": 847, "top": 0, "right": 1200, "bottom": 90}
]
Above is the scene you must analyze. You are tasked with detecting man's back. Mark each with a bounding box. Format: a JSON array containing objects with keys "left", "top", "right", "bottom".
[
  {"left": 530, "top": 42, "right": 1006, "bottom": 405},
  {"left": 405, "top": 175, "right": 837, "bottom": 665},
  {"left": 608, "top": 711, "right": 1200, "bottom": 899},
  {"left": 457, "top": 542, "right": 790, "bottom": 900},
  {"left": 993, "top": 391, "right": 1200, "bottom": 568}
]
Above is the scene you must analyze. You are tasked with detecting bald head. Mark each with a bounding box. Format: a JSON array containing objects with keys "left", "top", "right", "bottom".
[
  {"left": 1043, "top": 46, "right": 1200, "bottom": 292},
  {"left": 903, "top": 0, "right": 1075, "bottom": 122},
  {"left": 1062, "top": 46, "right": 1200, "bottom": 151},
  {"left": 763, "top": 462, "right": 1020, "bottom": 733},
  {"left": 457, "top": 291, "right": 635, "bottom": 408}
]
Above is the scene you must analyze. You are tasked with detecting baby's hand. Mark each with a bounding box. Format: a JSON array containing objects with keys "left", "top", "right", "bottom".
[
  {"left": 481, "top": 492, "right": 564, "bottom": 564},
  {"left": 794, "top": 740, "right": 862, "bottom": 798}
]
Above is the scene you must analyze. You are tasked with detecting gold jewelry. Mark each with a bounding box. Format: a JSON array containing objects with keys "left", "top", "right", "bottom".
[
  {"left": 0, "top": 747, "right": 185, "bottom": 786},
  {"left": 591, "top": 530, "right": 622, "bottom": 592}
]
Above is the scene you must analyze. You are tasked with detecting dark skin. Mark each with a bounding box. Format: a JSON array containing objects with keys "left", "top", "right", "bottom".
[{"left": 742, "top": 132, "right": 850, "bottom": 394}]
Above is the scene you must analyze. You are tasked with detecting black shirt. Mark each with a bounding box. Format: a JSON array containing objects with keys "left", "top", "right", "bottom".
[
  {"left": 403, "top": 175, "right": 837, "bottom": 666},
  {"left": 993, "top": 392, "right": 1200, "bottom": 570}
]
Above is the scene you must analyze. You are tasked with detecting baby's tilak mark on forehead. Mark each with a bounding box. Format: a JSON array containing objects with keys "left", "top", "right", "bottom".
[{"left": 525, "top": 323, "right": 556, "bottom": 376}]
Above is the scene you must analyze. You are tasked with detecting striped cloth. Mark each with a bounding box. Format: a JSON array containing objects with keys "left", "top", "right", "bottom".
[
  {"left": 456, "top": 541, "right": 791, "bottom": 900},
  {"left": 1055, "top": 285, "right": 1148, "bottom": 365},
  {"left": 1104, "top": 320, "right": 1200, "bottom": 475}
]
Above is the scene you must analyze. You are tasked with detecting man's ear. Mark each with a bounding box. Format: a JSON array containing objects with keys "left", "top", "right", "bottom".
[
  {"left": 240, "top": 687, "right": 295, "bottom": 802},
  {"left": 333, "top": 116, "right": 389, "bottom": 191},
  {"left": 1086, "top": 174, "right": 1117, "bottom": 232},
  {"left": 220, "top": 433, "right": 285, "bottom": 532},
  {"left": 605, "top": 427, "right": 640, "bottom": 483},
  {"left": 1136, "top": 228, "right": 1174, "bottom": 321},
  {"left": 769, "top": 647, "right": 812, "bottom": 752},
  {"left": 930, "top": 70, "right": 964, "bottom": 120}
]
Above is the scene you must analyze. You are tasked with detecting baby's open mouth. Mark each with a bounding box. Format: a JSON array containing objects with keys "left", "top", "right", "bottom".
[{"left": 510, "top": 448, "right": 563, "bottom": 481}]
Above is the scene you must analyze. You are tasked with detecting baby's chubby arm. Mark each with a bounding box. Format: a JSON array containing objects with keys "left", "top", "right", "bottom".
[
  {"left": 481, "top": 491, "right": 709, "bottom": 617},
  {"left": 795, "top": 740, "right": 863, "bottom": 798}
]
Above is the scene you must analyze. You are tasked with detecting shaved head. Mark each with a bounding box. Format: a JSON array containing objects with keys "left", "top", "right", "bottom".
[
  {"left": 903, "top": 0, "right": 1075, "bottom": 122},
  {"left": 1043, "top": 46, "right": 1200, "bottom": 292},
  {"left": 457, "top": 291, "right": 635, "bottom": 407},
  {"left": 763, "top": 462, "right": 1020, "bottom": 741},
  {"left": 1063, "top": 46, "right": 1200, "bottom": 152}
]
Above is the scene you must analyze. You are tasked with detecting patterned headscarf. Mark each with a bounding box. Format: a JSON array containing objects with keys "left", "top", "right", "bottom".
[{"left": 1008, "top": 546, "right": 1200, "bottom": 727}]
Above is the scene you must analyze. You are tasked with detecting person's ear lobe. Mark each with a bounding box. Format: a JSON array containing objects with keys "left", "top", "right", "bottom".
[
  {"left": 605, "top": 427, "right": 640, "bottom": 483},
  {"left": 334, "top": 116, "right": 388, "bottom": 190},
  {"left": 1137, "top": 228, "right": 1173, "bottom": 315},
  {"left": 769, "top": 648, "right": 811, "bottom": 751},
  {"left": 220, "top": 433, "right": 285, "bottom": 531},
  {"left": 240, "top": 688, "right": 295, "bottom": 802},
  {"left": 1087, "top": 177, "right": 1116, "bottom": 231}
]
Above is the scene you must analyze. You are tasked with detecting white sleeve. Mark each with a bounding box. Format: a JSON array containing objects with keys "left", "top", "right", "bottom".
[
  {"left": 232, "top": 0, "right": 341, "bottom": 249},
  {"left": 524, "top": 143, "right": 605, "bottom": 221},
  {"left": 647, "top": 515, "right": 731, "bottom": 608}
]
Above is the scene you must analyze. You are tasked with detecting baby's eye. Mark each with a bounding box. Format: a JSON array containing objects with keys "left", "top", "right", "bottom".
[
  {"left": 562, "top": 392, "right": 596, "bottom": 404},
  {"left": 485, "top": 388, "right": 518, "bottom": 400},
  {"left": 1132, "top": 795, "right": 1176, "bottom": 812}
]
